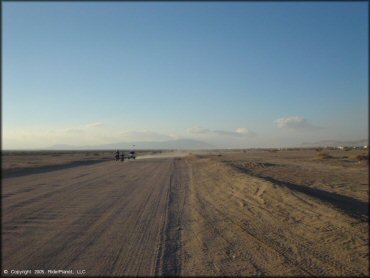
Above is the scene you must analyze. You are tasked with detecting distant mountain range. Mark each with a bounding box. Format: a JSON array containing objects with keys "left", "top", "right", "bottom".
[
  {"left": 301, "top": 139, "right": 368, "bottom": 148},
  {"left": 48, "top": 139, "right": 214, "bottom": 150}
]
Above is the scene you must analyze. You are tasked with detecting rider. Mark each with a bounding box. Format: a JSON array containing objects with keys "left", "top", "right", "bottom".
[{"left": 115, "top": 150, "right": 120, "bottom": 161}]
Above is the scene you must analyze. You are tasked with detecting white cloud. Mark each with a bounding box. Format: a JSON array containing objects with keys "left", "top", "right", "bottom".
[
  {"left": 86, "top": 122, "right": 104, "bottom": 128},
  {"left": 187, "top": 126, "right": 255, "bottom": 138},
  {"left": 187, "top": 126, "right": 211, "bottom": 134},
  {"left": 274, "top": 116, "right": 320, "bottom": 130},
  {"left": 168, "top": 133, "right": 180, "bottom": 139},
  {"left": 214, "top": 128, "right": 255, "bottom": 137},
  {"left": 236, "top": 127, "right": 248, "bottom": 134},
  {"left": 214, "top": 130, "right": 243, "bottom": 137}
]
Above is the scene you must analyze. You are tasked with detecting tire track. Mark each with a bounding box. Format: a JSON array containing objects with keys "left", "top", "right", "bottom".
[
  {"left": 157, "top": 158, "right": 189, "bottom": 276},
  {"left": 183, "top": 157, "right": 367, "bottom": 276}
]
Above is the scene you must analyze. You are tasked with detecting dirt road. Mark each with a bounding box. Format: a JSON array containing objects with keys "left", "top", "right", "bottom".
[
  {"left": 2, "top": 153, "right": 368, "bottom": 276},
  {"left": 2, "top": 158, "right": 188, "bottom": 276}
]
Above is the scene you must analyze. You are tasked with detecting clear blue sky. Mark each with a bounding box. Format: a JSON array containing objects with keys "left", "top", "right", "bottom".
[{"left": 3, "top": 2, "right": 368, "bottom": 149}]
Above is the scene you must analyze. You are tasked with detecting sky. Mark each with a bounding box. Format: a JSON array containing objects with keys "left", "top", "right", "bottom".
[{"left": 3, "top": 2, "right": 368, "bottom": 149}]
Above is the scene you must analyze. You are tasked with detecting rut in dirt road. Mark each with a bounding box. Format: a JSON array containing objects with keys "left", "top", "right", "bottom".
[{"left": 156, "top": 158, "right": 189, "bottom": 276}]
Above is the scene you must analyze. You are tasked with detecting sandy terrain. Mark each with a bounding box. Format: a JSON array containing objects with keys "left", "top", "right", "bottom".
[
  {"left": 2, "top": 149, "right": 368, "bottom": 276},
  {"left": 181, "top": 149, "right": 368, "bottom": 276}
]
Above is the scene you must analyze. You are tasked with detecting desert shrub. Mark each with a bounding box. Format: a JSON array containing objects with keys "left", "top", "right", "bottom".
[
  {"left": 315, "top": 148, "right": 323, "bottom": 152},
  {"left": 317, "top": 152, "right": 333, "bottom": 159},
  {"left": 94, "top": 153, "right": 99, "bottom": 156},
  {"left": 355, "top": 154, "right": 369, "bottom": 161}
]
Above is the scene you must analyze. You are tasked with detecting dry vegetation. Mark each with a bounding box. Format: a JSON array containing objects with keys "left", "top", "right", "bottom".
[
  {"left": 355, "top": 153, "right": 369, "bottom": 162},
  {"left": 317, "top": 151, "right": 334, "bottom": 159}
]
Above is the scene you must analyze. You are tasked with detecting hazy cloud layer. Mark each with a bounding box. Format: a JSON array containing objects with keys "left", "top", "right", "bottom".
[
  {"left": 119, "top": 130, "right": 173, "bottom": 141},
  {"left": 274, "top": 116, "right": 320, "bottom": 130},
  {"left": 3, "top": 122, "right": 180, "bottom": 149},
  {"left": 236, "top": 127, "right": 248, "bottom": 134},
  {"left": 213, "top": 130, "right": 243, "bottom": 137},
  {"left": 62, "top": 121, "right": 105, "bottom": 134},
  {"left": 65, "top": 128, "right": 84, "bottom": 134},
  {"left": 86, "top": 122, "right": 104, "bottom": 128},
  {"left": 187, "top": 126, "right": 211, "bottom": 134},
  {"left": 187, "top": 126, "right": 255, "bottom": 137}
]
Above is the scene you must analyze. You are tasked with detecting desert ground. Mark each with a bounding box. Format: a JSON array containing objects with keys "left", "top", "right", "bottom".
[{"left": 2, "top": 149, "right": 369, "bottom": 276}]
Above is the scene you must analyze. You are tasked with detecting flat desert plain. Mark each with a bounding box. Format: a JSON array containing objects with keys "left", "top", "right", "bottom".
[{"left": 2, "top": 149, "right": 369, "bottom": 276}]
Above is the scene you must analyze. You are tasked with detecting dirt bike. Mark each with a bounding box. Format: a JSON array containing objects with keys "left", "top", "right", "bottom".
[{"left": 127, "top": 151, "right": 136, "bottom": 160}]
